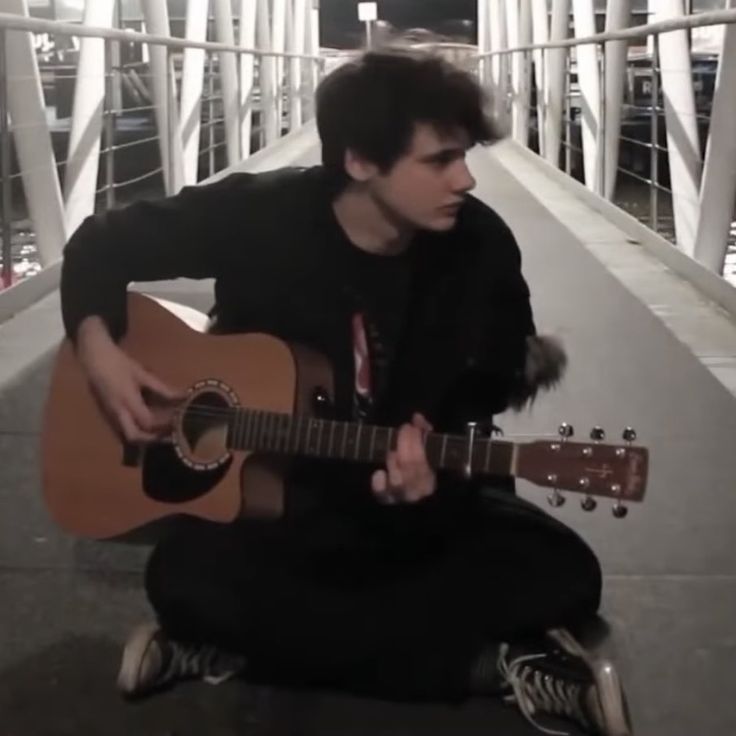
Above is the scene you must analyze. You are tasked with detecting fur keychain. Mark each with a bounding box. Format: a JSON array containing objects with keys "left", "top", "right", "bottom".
[{"left": 509, "top": 334, "right": 568, "bottom": 410}]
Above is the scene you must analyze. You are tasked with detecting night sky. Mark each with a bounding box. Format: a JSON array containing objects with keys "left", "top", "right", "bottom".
[{"left": 320, "top": 0, "right": 477, "bottom": 47}]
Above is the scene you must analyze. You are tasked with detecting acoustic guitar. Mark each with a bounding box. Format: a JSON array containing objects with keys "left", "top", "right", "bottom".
[{"left": 42, "top": 293, "right": 649, "bottom": 539}]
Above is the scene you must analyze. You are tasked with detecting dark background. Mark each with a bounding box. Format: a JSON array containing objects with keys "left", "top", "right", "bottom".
[{"left": 320, "top": 0, "right": 476, "bottom": 47}]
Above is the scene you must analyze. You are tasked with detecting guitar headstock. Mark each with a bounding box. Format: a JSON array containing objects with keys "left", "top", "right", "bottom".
[{"left": 517, "top": 424, "right": 648, "bottom": 518}]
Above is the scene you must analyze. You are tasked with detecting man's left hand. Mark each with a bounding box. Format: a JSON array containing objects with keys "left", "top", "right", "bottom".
[{"left": 371, "top": 412, "right": 436, "bottom": 504}]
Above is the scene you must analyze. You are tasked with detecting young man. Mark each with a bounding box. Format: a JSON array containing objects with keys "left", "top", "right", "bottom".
[{"left": 60, "top": 51, "right": 631, "bottom": 736}]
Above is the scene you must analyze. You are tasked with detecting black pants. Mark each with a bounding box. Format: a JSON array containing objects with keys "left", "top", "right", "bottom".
[{"left": 145, "top": 485, "right": 601, "bottom": 702}]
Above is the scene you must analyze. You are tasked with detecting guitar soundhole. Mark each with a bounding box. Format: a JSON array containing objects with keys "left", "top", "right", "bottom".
[
  {"left": 181, "top": 390, "right": 230, "bottom": 462},
  {"left": 142, "top": 389, "right": 233, "bottom": 504}
]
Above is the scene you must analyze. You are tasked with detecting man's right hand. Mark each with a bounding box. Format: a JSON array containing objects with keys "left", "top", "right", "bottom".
[{"left": 75, "top": 316, "right": 185, "bottom": 443}]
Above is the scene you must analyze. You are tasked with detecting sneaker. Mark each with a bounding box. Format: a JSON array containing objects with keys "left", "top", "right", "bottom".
[
  {"left": 497, "top": 627, "right": 632, "bottom": 736},
  {"left": 116, "top": 622, "right": 247, "bottom": 698}
]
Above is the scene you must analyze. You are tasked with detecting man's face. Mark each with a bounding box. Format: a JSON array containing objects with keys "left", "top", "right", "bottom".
[{"left": 362, "top": 123, "right": 477, "bottom": 232}]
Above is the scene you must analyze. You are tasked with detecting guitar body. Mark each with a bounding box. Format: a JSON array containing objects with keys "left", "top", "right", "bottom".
[{"left": 41, "top": 293, "right": 333, "bottom": 539}]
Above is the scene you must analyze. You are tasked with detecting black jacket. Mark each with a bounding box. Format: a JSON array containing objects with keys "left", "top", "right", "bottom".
[{"left": 61, "top": 165, "right": 536, "bottom": 434}]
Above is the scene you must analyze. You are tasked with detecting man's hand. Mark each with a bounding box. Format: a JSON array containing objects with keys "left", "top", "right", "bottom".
[
  {"left": 371, "top": 412, "right": 436, "bottom": 504},
  {"left": 76, "top": 316, "right": 185, "bottom": 443}
]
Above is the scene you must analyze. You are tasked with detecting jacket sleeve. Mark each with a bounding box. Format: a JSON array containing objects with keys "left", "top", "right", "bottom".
[
  {"left": 440, "top": 208, "right": 538, "bottom": 426},
  {"left": 60, "top": 173, "right": 250, "bottom": 342}
]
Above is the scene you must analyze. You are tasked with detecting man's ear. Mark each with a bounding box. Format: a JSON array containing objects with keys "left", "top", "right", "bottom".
[{"left": 344, "top": 148, "right": 378, "bottom": 183}]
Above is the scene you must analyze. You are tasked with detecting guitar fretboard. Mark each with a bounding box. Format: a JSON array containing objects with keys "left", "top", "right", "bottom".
[{"left": 226, "top": 408, "right": 514, "bottom": 476}]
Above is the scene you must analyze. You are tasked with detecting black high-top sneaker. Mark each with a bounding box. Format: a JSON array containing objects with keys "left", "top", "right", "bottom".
[
  {"left": 116, "top": 622, "right": 248, "bottom": 698},
  {"left": 496, "top": 627, "right": 632, "bottom": 736}
]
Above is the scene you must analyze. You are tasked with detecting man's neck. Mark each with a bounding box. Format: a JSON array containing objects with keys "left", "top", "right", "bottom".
[{"left": 332, "top": 183, "right": 415, "bottom": 256}]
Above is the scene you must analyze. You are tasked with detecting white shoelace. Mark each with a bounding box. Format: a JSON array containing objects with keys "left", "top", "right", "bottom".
[
  {"left": 497, "top": 643, "right": 588, "bottom": 736},
  {"left": 167, "top": 642, "right": 245, "bottom": 685}
]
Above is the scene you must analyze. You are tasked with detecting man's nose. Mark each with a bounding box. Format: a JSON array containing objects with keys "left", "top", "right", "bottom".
[{"left": 451, "top": 159, "right": 476, "bottom": 193}]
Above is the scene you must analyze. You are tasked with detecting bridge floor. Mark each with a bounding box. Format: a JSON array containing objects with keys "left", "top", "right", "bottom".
[{"left": 1, "top": 139, "right": 735, "bottom": 735}]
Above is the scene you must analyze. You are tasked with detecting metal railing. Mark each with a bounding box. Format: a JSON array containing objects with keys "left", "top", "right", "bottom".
[
  {"left": 477, "top": 8, "right": 736, "bottom": 285},
  {"left": 0, "top": 11, "right": 325, "bottom": 291}
]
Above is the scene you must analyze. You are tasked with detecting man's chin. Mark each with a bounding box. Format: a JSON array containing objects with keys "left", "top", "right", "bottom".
[{"left": 426, "top": 215, "right": 458, "bottom": 231}]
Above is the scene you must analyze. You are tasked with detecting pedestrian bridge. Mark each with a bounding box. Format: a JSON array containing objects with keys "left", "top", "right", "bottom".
[{"left": 1, "top": 5, "right": 736, "bottom": 736}]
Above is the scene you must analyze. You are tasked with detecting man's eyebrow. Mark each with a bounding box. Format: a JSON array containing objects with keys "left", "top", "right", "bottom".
[{"left": 419, "top": 147, "right": 466, "bottom": 162}]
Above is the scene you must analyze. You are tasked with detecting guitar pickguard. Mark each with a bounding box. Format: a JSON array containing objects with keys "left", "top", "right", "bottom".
[{"left": 141, "top": 442, "right": 232, "bottom": 504}]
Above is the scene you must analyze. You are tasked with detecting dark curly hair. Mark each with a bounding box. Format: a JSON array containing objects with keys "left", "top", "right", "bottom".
[{"left": 316, "top": 49, "right": 504, "bottom": 185}]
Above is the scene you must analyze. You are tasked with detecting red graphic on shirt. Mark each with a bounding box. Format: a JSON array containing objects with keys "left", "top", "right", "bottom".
[{"left": 352, "top": 312, "right": 373, "bottom": 405}]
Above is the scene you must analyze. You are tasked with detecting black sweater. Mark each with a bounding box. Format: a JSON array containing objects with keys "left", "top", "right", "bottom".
[{"left": 61, "top": 165, "right": 536, "bottom": 435}]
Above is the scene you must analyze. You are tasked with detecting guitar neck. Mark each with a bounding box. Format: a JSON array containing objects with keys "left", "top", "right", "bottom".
[{"left": 227, "top": 408, "right": 514, "bottom": 476}]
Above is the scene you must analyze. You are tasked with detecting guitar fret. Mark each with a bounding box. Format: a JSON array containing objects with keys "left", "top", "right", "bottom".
[
  {"left": 243, "top": 409, "right": 250, "bottom": 450},
  {"left": 228, "top": 409, "right": 236, "bottom": 448},
  {"left": 264, "top": 412, "right": 272, "bottom": 451},
  {"left": 316, "top": 419, "right": 324, "bottom": 455},
  {"left": 259, "top": 411, "right": 267, "bottom": 450},
  {"left": 369, "top": 426, "right": 377, "bottom": 461},
  {"left": 304, "top": 416, "right": 312, "bottom": 454},
  {"left": 295, "top": 414, "right": 304, "bottom": 453},
  {"left": 266, "top": 413, "right": 274, "bottom": 451},
  {"left": 328, "top": 420, "right": 336, "bottom": 458},
  {"left": 244, "top": 410, "right": 252, "bottom": 449},
  {"left": 341, "top": 422, "right": 349, "bottom": 458},
  {"left": 228, "top": 410, "right": 235, "bottom": 448},
  {"left": 248, "top": 410, "right": 256, "bottom": 449},
  {"left": 313, "top": 418, "right": 320, "bottom": 454},
  {"left": 237, "top": 409, "right": 244, "bottom": 450},
  {"left": 250, "top": 411, "right": 261, "bottom": 450},
  {"left": 270, "top": 413, "right": 279, "bottom": 451},
  {"left": 440, "top": 434, "right": 448, "bottom": 468},
  {"left": 284, "top": 414, "right": 293, "bottom": 452},
  {"left": 355, "top": 423, "right": 363, "bottom": 460},
  {"left": 280, "top": 414, "right": 288, "bottom": 452}
]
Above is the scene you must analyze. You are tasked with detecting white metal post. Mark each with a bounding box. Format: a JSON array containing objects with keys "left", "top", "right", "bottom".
[
  {"left": 63, "top": 0, "right": 115, "bottom": 236},
  {"left": 652, "top": 0, "right": 701, "bottom": 256},
  {"left": 506, "top": 0, "right": 532, "bottom": 145},
  {"left": 530, "top": 0, "right": 549, "bottom": 158},
  {"left": 141, "top": 0, "right": 185, "bottom": 194},
  {"left": 272, "top": 0, "right": 287, "bottom": 128},
  {"left": 694, "top": 5, "right": 736, "bottom": 273},
  {"left": 213, "top": 0, "right": 241, "bottom": 165},
  {"left": 258, "top": 0, "right": 278, "bottom": 144},
  {"left": 1, "top": 28, "right": 12, "bottom": 286},
  {"left": 289, "top": 0, "right": 305, "bottom": 130},
  {"left": 180, "top": 0, "right": 208, "bottom": 185},
  {"left": 546, "top": 0, "right": 570, "bottom": 166},
  {"left": 603, "top": 0, "right": 631, "bottom": 200},
  {"left": 0, "top": 0, "right": 65, "bottom": 265},
  {"left": 309, "top": 0, "right": 320, "bottom": 95},
  {"left": 238, "top": 0, "right": 257, "bottom": 157},
  {"left": 284, "top": 0, "right": 294, "bottom": 129},
  {"left": 477, "top": 0, "right": 489, "bottom": 85},
  {"left": 571, "top": 0, "right": 601, "bottom": 190},
  {"left": 489, "top": 0, "right": 509, "bottom": 128}
]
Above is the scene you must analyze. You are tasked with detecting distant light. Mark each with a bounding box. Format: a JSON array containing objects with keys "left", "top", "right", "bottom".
[{"left": 358, "top": 2, "right": 378, "bottom": 22}]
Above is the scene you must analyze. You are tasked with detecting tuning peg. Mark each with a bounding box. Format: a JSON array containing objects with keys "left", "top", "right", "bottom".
[
  {"left": 590, "top": 426, "right": 605, "bottom": 442},
  {"left": 581, "top": 496, "right": 597, "bottom": 512},
  {"left": 548, "top": 488, "right": 566, "bottom": 507},
  {"left": 622, "top": 427, "right": 637, "bottom": 443},
  {"left": 610, "top": 482, "right": 628, "bottom": 518},
  {"left": 558, "top": 422, "right": 574, "bottom": 439}
]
